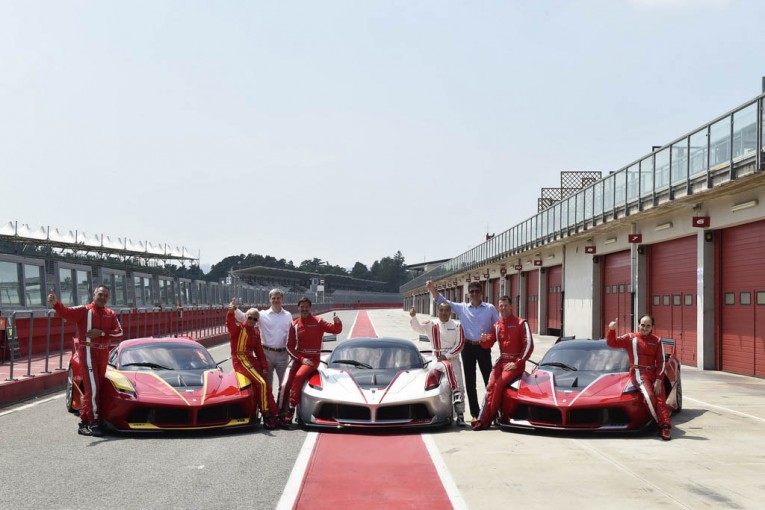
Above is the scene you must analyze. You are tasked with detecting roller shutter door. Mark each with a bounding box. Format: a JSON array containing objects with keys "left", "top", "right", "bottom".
[
  {"left": 490, "top": 277, "right": 500, "bottom": 306},
  {"left": 546, "top": 265, "right": 563, "bottom": 337},
  {"left": 507, "top": 274, "right": 519, "bottom": 315},
  {"left": 601, "top": 251, "right": 631, "bottom": 337},
  {"left": 649, "top": 236, "right": 698, "bottom": 367},
  {"left": 721, "top": 220, "right": 765, "bottom": 377},
  {"left": 526, "top": 270, "right": 540, "bottom": 333}
]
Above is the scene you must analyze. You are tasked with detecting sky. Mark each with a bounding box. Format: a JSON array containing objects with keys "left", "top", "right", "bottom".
[{"left": 2, "top": 0, "right": 763, "bottom": 271}]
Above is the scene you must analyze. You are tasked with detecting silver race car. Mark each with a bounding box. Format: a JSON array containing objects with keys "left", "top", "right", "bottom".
[{"left": 297, "top": 337, "right": 454, "bottom": 429}]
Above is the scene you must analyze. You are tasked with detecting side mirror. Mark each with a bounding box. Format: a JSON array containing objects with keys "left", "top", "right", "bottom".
[
  {"left": 418, "top": 335, "right": 430, "bottom": 343},
  {"left": 322, "top": 335, "right": 337, "bottom": 343}
]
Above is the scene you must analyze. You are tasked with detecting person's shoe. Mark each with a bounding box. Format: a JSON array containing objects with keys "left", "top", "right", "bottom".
[
  {"left": 263, "top": 416, "right": 277, "bottom": 430},
  {"left": 470, "top": 419, "right": 482, "bottom": 431},
  {"left": 452, "top": 391, "right": 463, "bottom": 404},
  {"left": 455, "top": 414, "right": 466, "bottom": 427},
  {"left": 77, "top": 421, "right": 92, "bottom": 436},
  {"left": 89, "top": 423, "right": 104, "bottom": 437},
  {"left": 660, "top": 427, "right": 671, "bottom": 441}
]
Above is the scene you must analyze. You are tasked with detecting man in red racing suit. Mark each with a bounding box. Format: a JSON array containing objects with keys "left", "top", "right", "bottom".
[
  {"left": 48, "top": 286, "right": 123, "bottom": 437},
  {"left": 226, "top": 299, "right": 284, "bottom": 430},
  {"left": 280, "top": 297, "right": 342, "bottom": 424},
  {"left": 607, "top": 315, "right": 672, "bottom": 440},
  {"left": 473, "top": 295, "right": 533, "bottom": 431}
]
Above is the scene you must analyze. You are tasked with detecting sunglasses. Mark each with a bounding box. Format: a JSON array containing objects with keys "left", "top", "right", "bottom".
[{"left": 246, "top": 316, "right": 259, "bottom": 321}]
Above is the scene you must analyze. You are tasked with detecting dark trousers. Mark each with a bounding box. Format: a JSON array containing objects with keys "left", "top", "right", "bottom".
[{"left": 461, "top": 343, "right": 493, "bottom": 417}]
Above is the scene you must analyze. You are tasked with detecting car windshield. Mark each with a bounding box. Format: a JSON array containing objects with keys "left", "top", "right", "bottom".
[
  {"left": 119, "top": 344, "right": 216, "bottom": 371},
  {"left": 541, "top": 344, "right": 629, "bottom": 372},
  {"left": 329, "top": 343, "right": 424, "bottom": 370}
]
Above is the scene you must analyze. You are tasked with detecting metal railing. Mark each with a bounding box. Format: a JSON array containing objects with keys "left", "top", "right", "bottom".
[{"left": 402, "top": 91, "right": 765, "bottom": 292}]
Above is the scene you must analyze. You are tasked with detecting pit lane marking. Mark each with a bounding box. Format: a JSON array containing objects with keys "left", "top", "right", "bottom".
[
  {"left": 422, "top": 433, "right": 468, "bottom": 510},
  {"left": 276, "top": 431, "right": 320, "bottom": 510},
  {"left": 572, "top": 439, "right": 691, "bottom": 509},
  {"left": 684, "top": 397, "right": 765, "bottom": 423},
  {"left": 0, "top": 394, "right": 63, "bottom": 418}
]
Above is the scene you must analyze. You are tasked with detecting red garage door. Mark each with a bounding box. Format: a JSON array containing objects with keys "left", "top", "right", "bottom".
[
  {"left": 649, "top": 236, "right": 698, "bottom": 367},
  {"left": 546, "top": 265, "right": 563, "bottom": 337},
  {"left": 489, "top": 277, "right": 500, "bottom": 306},
  {"left": 507, "top": 273, "right": 519, "bottom": 315},
  {"left": 526, "top": 270, "right": 539, "bottom": 334},
  {"left": 602, "top": 251, "right": 631, "bottom": 337},
  {"left": 721, "top": 220, "right": 765, "bottom": 377}
]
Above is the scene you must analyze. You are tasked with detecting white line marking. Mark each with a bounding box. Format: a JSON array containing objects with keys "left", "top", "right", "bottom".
[
  {"left": 275, "top": 431, "right": 319, "bottom": 510},
  {"left": 347, "top": 310, "right": 378, "bottom": 339},
  {"left": 422, "top": 433, "right": 468, "bottom": 510},
  {"left": 573, "top": 439, "right": 691, "bottom": 509},
  {"left": 0, "top": 394, "right": 64, "bottom": 418},
  {"left": 685, "top": 396, "right": 765, "bottom": 423}
]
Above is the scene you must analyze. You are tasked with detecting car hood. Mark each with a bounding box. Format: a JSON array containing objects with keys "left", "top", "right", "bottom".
[
  {"left": 518, "top": 370, "right": 631, "bottom": 406},
  {"left": 119, "top": 369, "right": 232, "bottom": 404},
  {"left": 320, "top": 368, "right": 428, "bottom": 404}
]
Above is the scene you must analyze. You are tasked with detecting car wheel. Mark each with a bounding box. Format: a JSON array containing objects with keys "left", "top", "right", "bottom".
[
  {"left": 674, "top": 378, "right": 682, "bottom": 413},
  {"left": 65, "top": 367, "right": 77, "bottom": 413}
]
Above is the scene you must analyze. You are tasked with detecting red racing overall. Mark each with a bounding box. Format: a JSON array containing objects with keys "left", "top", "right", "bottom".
[
  {"left": 282, "top": 314, "right": 343, "bottom": 410},
  {"left": 225, "top": 311, "right": 278, "bottom": 421},
  {"left": 606, "top": 329, "right": 670, "bottom": 430},
  {"left": 54, "top": 302, "right": 123, "bottom": 425},
  {"left": 474, "top": 315, "right": 533, "bottom": 430}
]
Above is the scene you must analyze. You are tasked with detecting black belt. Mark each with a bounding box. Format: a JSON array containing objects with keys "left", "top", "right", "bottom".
[
  {"left": 263, "top": 346, "right": 287, "bottom": 352},
  {"left": 464, "top": 339, "right": 481, "bottom": 346}
]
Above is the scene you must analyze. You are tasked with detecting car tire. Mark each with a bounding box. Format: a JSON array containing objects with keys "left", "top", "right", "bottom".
[
  {"left": 65, "top": 367, "right": 77, "bottom": 414},
  {"left": 674, "top": 378, "right": 682, "bottom": 413}
]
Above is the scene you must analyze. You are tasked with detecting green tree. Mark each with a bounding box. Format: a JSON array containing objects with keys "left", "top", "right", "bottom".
[{"left": 350, "top": 261, "right": 371, "bottom": 280}]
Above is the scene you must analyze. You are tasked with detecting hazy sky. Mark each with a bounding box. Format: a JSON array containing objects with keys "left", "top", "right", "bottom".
[{"left": 2, "top": 0, "right": 763, "bottom": 270}]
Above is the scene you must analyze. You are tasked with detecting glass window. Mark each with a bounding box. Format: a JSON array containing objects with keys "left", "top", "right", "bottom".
[
  {"left": 114, "top": 274, "right": 125, "bottom": 306},
  {"left": 740, "top": 292, "right": 751, "bottom": 306},
  {"left": 627, "top": 164, "right": 640, "bottom": 202},
  {"left": 619, "top": 284, "right": 625, "bottom": 294},
  {"left": 757, "top": 292, "right": 765, "bottom": 305},
  {"left": 640, "top": 156, "right": 654, "bottom": 198},
  {"left": 653, "top": 295, "right": 660, "bottom": 306},
  {"left": 603, "top": 175, "right": 614, "bottom": 214},
  {"left": 724, "top": 292, "right": 734, "bottom": 305},
  {"left": 654, "top": 148, "right": 670, "bottom": 192},
  {"left": 614, "top": 169, "right": 627, "bottom": 207},
  {"left": 76, "top": 270, "right": 91, "bottom": 305},
  {"left": 732, "top": 103, "right": 757, "bottom": 161},
  {"left": 611, "top": 285, "right": 617, "bottom": 294},
  {"left": 24, "top": 264, "right": 44, "bottom": 306},
  {"left": 684, "top": 294, "right": 693, "bottom": 306},
  {"left": 671, "top": 140, "right": 688, "bottom": 185},
  {"left": 673, "top": 294, "right": 681, "bottom": 306},
  {"left": 59, "top": 268, "right": 75, "bottom": 306},
  {"left": 134, "top": 277, "right": 144, "bottom": 306},
  {"left": 144, "top": 278, "right": 153, "bottom": 306},
  {"left": 709, "top": 116, "right": 731, "bottom": 168},
  {"left": 0, "top": 261, "right": 21, "bottom": 305},
  {"left": 576, "top": 191, "right": 585, "bottom": 224},
  {"left": 663, "top": 295, "right": 670, "bottom": 306},
  {"left": 593, "top": 181, "right": 603, "bottom": 217},
  {"left": 605, "top": 286, "right": 610, "bottom": 294},
  {"left": 689, "top": 128, "right": 709, "bottom": 177}
]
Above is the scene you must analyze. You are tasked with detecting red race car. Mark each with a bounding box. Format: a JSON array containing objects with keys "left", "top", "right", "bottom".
[
  {"left": 499, "top": 337, "right": 682, "bottom": 432},
  {"left": 66, "top": 337, "right": 260, "bottom": 432}
]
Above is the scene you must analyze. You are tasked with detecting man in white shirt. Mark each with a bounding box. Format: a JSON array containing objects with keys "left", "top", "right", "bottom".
[
  {"left": 409, "top": 303, "right": 466, "bottom": 426},
  {"left": 236, "top": 288, "right": 293, "bottom": 411}
]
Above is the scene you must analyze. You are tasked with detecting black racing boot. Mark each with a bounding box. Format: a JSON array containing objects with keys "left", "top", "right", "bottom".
[{"left": 77, "top": 421, "right": 92, "bottom": 436}]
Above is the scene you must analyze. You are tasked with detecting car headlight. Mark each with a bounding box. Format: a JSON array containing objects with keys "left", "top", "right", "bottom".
[
  {"left": 623, "top": 381, "right": 638, "bottom": 394},
  {"left": 106, "top": 371, "right": 136, "bottom": 395},
  {"left": 425, "top": 369, "right": 443, "bottom": 391},
  {"left": 236, "top": 372, "right": 252, "bottom": 390},
  {"left": 308, "top": 372, "right": 323, "bottom": 390}
]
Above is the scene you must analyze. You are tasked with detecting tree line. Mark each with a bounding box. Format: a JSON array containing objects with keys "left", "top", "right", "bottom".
[{"left": 165, "top": 251, "right": 411, "bottom": 293}]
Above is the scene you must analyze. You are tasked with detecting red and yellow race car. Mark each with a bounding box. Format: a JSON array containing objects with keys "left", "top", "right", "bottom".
[
  {"left": 66, "top": 337, "right": 260, "bottom": 432},
  {"left": 499, "top": 337, "right": 682, "bottom": 432}
]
